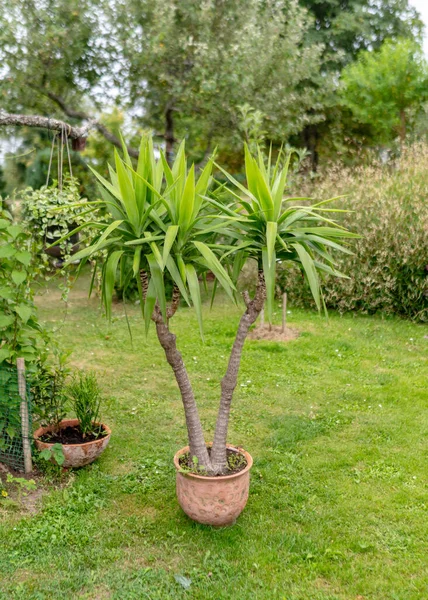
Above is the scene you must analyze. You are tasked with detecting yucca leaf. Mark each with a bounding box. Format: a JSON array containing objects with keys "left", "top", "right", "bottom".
[
  {"left": 144, "top": 277, "right": 157, "bottom": 334},
  {"left": 104, "top": 250, "right": 124, "bottom": 321},
  {"left": 132, "top": 246, "right": 142, "bottom": 277},
  {"left": 114, "top": 150, "right": 139, "bottom": 230},
  {"left": 244, "top": 144, "right": 259, "bottom": 199},
  {"left": 193, "top": 157, "right": 213, "bottom": 219},
  {"left": 162, "top": 225, "right": 179, "bottom": 265},
  {"left": 88, "top": 261, "right": 98, "bottom": 298},
  {"left": 292, "top": 243, "right": 320, "bottom": 310},
  {"left": 149, "top": 240, "right": 164, "bottom": 271},
  {"left": 304, "top": 234, "right": 354, "bottom": 255},
  {"left": 291, "top": 227, "right": 358, "bottom": 238},
  {"left": 313, "top": 261, "right": 349, "bottom": 278},
  {"left": 210, "top": 277, "right": 218, "bottom": 310},
  {"left": 147, "top": 253, "right": 166, "bottom": 319},
  {"left": 88, "top": 165, "right": 124, "bottom": 206},
  {"left": 262, "top": 246, "right": 276, "bottom": 322},
  {"left": 165, "top": 256, "right": 190, "bottom": 305},
  {"left": 272, "top": 153, "right": 291, "bottom": 219},
  {"left": 186, "top": 263, "right": 204, "bottom": 340},
  {"left": 193, "top": 241, "right": 236, "bottom": 302},
  {"left": 45, "top": 221, "right": 105, "bottom": 249},
  {"left": 119, "top": 132, "right": 133, "bottom": 168},
  {"left": 178, "top": 165, "right": 195, "bottom": 232},
  {"left": 124, "top": 235, "right": 165, "bottom": 246},
  {"left": 64, "top": 236, "right": 122, "bottom": 265},
  {"left": 177, "top": 255, "right": 187, "bottom": 283},
  {"left": 266, "top": 221, "right": 277, "bottom": 267},
  {"left": 96, "top": 184, "right": 128, "bottom": 222},
  {"left": 135, "top": 136, "right": 149, "bottom": 214}
]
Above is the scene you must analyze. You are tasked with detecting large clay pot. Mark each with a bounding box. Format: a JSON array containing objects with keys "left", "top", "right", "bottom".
[
  {"left": 173, "top": 445, "right": 253, "bottom": 526},
  {"left": 34, "top": 418, "right": 111, "bottom": 468}
]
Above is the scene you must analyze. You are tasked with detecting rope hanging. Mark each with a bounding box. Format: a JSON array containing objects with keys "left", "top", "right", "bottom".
[
  {"left": 45, "top": 123, "right": 73, "bottom": 188},
  {"left": 45, "top": 132, "right": 57, "bottom": 187}
]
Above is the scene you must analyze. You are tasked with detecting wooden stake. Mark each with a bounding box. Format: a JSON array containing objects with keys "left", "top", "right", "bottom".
[
  {"left": 282, "top": 292, "right": 287, "bottom": 333},
  {"left": 17, "top": 358, "right": 32, "bottom": 473},
  {"left": 260, "top": 307, "right": 265, "bottom": 327}
]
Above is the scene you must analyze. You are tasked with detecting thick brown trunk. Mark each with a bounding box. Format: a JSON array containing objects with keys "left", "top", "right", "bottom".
[
  {"left": 152, "top": 307, "right": 212, "bottom": 472},
  {"left": 210, "top": 272, "right": 266, "bottom": 474}
]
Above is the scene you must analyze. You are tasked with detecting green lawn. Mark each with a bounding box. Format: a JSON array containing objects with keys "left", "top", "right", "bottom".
[{"left": 1, "top": 275, "right": 427, "bottom": 599}]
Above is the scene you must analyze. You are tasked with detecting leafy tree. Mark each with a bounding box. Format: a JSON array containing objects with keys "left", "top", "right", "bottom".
[
  {"left": 112, "top": 0, "right": 329, "bottom": 162},
  {"left": 0, "top": 0, "right": 424, "bottom": 166},
  {"left": 340, "top": 39, "right": 428, "bottom": 144},
  {"left": 0, "top": 0, "right": 329, "bottom": 163},
  {"left": 294, "top": 0, "right": 423, "bottom": 167},
  {"left": 300, "top": 0, "right": 423, "bottom": 68}
]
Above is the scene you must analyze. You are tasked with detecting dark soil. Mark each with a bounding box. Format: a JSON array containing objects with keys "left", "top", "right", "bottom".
[
  {"left": 179, "top": 447, "right": 247, "bottom": 477},
  {"left": 39, "top": 425, "right": 106, "bottom": 445}
]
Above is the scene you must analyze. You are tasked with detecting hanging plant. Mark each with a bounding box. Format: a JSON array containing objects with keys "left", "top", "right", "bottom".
[{"left": 19, "top": 176, "right": 86, "bottom": 262}]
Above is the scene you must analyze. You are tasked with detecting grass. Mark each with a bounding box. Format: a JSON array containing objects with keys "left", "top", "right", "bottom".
[{"left": 0, "top": 273, "right": 427, "bottom": 599}]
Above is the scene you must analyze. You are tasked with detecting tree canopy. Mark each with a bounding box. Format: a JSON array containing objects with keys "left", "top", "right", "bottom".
[
  {"left": 340, "top": 39, "right": 428, "bottom": 144},
  {"left": 0, "top": 0, "right": 426, "bottom": 177}
]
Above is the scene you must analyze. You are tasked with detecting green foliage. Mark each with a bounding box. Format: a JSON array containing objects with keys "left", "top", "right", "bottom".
[
  {"left": 66, "top": 370, "right": 103, "bottom": 437},
  {"left": 30, "top": 353, "right": 69, "bottom": 428},
  {"left": 0, "top": 0, "right": 110, "bottom": 115},
  {"left": 0, "top": 203, "right": 46, "bottom": 367},
  {"left": 60, "top": 136, "right": 352, "bottom": 336},
  {"left": 19, "top": 176, "right": 88, "bottom": 254},
  {"left": 0, "top": 0, "right": 425, "bottom": 168},
  {"left": 216, "top": 144, "right": 356, "bottom": 321},
  {"left": 40, "top": 443, "right": 65, "bottom": 466},
  {"left": 5, "top": 473, "right": 37, "bottom": 503},
  {"left": 301, "top": 0, "right": 423, "bottom": 68},
  {"left": 340, "top": 39, "right": 428, "bottom": 144},
  {"left": 280, "top": 142, "right": 428, "bottom": 321}
]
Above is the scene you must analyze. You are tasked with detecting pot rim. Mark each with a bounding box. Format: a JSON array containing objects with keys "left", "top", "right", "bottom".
[
  {"left": 173, "top": 444, "right": 253, "bottom": 481},
  {"left": 34, "top": 418, "right": 111, "bottom": 448}
]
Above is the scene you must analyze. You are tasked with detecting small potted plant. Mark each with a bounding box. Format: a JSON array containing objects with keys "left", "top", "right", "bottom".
[{"left": 34, "top": 370, "right": 111, "bottom": 468}]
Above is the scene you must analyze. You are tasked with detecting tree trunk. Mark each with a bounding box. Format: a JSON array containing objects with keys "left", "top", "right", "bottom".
[
  {"left": 153, "top": 312, "right": 212, "bottom": 472},
  {"left": 210, "top": 272, "right": 266, "bottom": 474},
  {"left": 165, "top": 106, "right": 175, "bottom": 166},
  {"left": 302, "top": 124, "right": 319, "bottom": 172}
]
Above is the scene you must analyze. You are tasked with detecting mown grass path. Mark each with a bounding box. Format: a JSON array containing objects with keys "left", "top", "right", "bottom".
[{"left": 1, "top": 278, "right": 427, "bottom": 599}]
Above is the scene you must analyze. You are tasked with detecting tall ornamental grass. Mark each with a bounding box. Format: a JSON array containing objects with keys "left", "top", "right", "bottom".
[{"left": 278, "top": 143, "right": 428, "bottom": 321}]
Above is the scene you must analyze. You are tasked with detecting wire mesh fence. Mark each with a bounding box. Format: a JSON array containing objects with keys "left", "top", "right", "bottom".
[{"left": 0, "top": 362, "right": 32, "bottom": 472}]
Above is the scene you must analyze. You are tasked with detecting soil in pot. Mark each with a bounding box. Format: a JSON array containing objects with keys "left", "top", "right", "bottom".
[
  {"left": 178, "top": 447, "right": 247, "bottom": 476},
  {"left": 39, "top": 424, "right": 106, "bottom": 445}
]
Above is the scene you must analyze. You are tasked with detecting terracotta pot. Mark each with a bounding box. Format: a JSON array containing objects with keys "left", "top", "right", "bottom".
[
  {"left": 34, "top": 418, "right": 111, "bottom": 468},
  {"left": 173, "top": 445, "right": 253, "bottom": 526}
]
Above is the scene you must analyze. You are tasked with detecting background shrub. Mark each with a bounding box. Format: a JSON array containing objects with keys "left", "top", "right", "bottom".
[{"left": 278, "top": 143, "right": 428, "bottom": 321}]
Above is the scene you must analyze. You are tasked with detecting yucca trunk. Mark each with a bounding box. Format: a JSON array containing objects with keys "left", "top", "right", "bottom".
[
  {"left": 210, "top": 272, "right": 266, "bottom": 474},
  {"left": 154, "top": 315, "right": 212, "bottom": 472}
]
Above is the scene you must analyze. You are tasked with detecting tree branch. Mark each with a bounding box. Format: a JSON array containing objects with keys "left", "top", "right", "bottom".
[
  {"left": 0, "top": 109, "right": 94, "bottom": 140},
  {"left": 45, "top": 92, "right": 140, "bottom": 158},
  {"left": 1, "top": 89, "right": 141, "bottom": 158}
]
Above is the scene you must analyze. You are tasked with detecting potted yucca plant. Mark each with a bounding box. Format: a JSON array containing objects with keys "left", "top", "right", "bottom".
[{"left": 57, "top": 136, "right": 354, "bottom": 525}]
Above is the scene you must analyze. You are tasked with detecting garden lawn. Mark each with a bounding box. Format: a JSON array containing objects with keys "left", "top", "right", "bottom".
[{"left": 0, "top": 274, "right": 427, "bottom": 600}]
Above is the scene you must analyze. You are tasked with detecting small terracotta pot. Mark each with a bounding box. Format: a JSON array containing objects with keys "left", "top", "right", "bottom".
[
  {"left": 173, "top": 445, "right": 253, "bottom": 526},
  {"left": 34, "top": 419, "right": 111, "bottom": 468}
]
